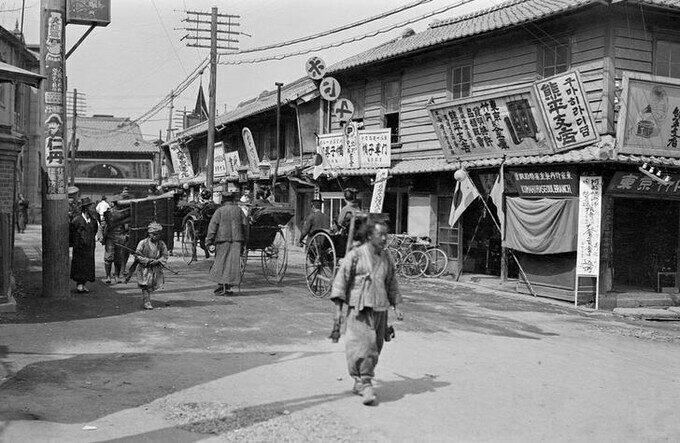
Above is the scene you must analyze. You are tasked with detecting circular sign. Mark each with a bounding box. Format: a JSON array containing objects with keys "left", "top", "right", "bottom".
[
  {"left": 305, "top": 56, "right": 326, "bottom": 80},
  {"left": 320, "top": 76, "right": 341, "bottom": 101},
  {"left": 333, "top": 98, "right": 354, "bottom": 122}
]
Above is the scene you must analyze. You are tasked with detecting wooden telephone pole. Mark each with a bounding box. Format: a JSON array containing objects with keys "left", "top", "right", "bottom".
[{"left": 181, "top": 8, "right": 239, "bottom": 188}]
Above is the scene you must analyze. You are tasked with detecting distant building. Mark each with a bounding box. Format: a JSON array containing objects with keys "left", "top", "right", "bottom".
[{"left": 70, "top": 115, "right": 159, "bottom": 201}]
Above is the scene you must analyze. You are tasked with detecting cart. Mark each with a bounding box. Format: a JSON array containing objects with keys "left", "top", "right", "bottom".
[
  {"left": 179, "top": 202, "right": 217, "bottom": 264},
  {"left": 240, "top": 205, "right": 295, "bottom": 284},
  {"left": 304, "top": 212, "right": 388, "bottom": 298},
  {"left": 118, "top": 191, "right": 176, "bottom": 252}
]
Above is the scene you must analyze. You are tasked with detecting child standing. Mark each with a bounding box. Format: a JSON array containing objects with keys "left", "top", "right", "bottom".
[{"left": 134, "top": 221, "right": 168, "bottom": 310}]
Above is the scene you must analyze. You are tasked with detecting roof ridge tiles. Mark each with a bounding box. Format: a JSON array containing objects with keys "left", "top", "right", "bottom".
[{"left": 430, "top": 0, "right": 529, "bottom": 29}]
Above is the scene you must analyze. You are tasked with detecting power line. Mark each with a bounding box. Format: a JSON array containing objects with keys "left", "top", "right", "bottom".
[
  {"left": 218, "top": 0, "right": 434, "bottom": 56},
  {"left": 150, "top": 0, "right": 187, "bottom": 74},
  {"left": 218, "top": 0, "right": 480, "bottom": 65}
]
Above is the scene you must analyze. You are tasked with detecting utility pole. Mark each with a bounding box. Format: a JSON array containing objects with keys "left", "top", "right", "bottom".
[
  {"left": 272, "top": 82, "right": 283, "bottom": 189},
  {"left": 40, "top": 0, "right": 68, "bottom": 298},
  {"left": 166, "top": 90, "right": 174, "bottom": 142},
  {"left": 181, "top": 7, "right": 240, "bottom": 188},
  {"left": 69, "top": 89, "right": 77, "bottom": 186}
]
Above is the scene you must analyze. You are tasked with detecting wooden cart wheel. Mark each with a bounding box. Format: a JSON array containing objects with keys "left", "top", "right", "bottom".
[
  {"left": 181, "top": 218, "right": 197, "bottom": 265},
  {"left": 240, "top": 247, "right": 248, "bottom": 279},
  {"left": 305, "top": 231, "right": 337, "bottom": 298},
  {"left": 261, "top": 229, "right": 288, "bottom": 284}
]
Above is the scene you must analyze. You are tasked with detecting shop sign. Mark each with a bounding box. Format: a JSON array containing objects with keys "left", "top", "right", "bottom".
[
  {"left": 317, "top": 132, "right": 354, "bottom": 170},
  {"left": 224, "top": 150, "right": 241, "bottom": 176},
  {"left": 534, "top": 70, "right": 599, "bottom": 152},
  {"left": 168, "top": 142, "right": 194, "bottom": 179},
  {"left": 358, "top": 129, "right": 391, "bottom": 168},
  {"left": 66, "top": 0, "right": 110, "bottom": 26},
  {"left": 607, "top": 171, "right": 680, "bottom": 199},
  {"left": 241, "top": 127, "right": 260, "bottom": 172},
  {"left": 576, "top": 176, "right": 602, "bottom": 277},
  {"left": 507, "top": 167, "right": 578, "bottom": 197},
  {"left": 213, "top": 142, "right": 227, "bottom": 178},
  {"left": 616, "top": 72, "right": 680, "bottom": 157},
  {"left": 427, "top": 85, "right": 553, "bottom": 161},
  {"left": 369, "top": 169, "right": 390, "bottom": 213}
]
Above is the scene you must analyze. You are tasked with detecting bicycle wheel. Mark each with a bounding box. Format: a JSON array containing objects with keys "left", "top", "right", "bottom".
[
  {"left": 401, "top": 250, "right": 429, "bottom": 279},
  {"left": 425, "top": 248, "right": 448, "bottom": 278},
  {"left": 386, "top": 247, "right": 403, "bottom": 274},
  {"left": 181, "top": 219, "right": 196, "bottom": 265}
]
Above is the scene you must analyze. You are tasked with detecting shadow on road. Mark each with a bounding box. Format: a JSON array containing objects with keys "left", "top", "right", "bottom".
[
  {"left": 0, "top": 351, "right": 324, "bottom": 424},
  {"left": 375, "top": 373, "right": 450, "bottom": 404}
]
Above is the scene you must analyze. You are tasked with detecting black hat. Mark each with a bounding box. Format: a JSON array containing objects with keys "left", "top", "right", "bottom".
[
  {"left": 200, "top": 189, "right": 212, "bottom": 200},
  {"left": 221, "top": 191, "right": 236, "bottom": 200},
  {"left": 79, "top": 197, "right": 94, "bottom": 208}
]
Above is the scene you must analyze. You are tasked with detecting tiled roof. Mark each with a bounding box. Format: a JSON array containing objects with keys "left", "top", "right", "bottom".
[
  {"left": 328, "top": 0, "right": 677, "bottom": 73},
  {"left": 174, "top": 77, "right": 318, "bottom": 141},
  {"left": 73, "top": 116, "right": 158, "bottom": 153}
]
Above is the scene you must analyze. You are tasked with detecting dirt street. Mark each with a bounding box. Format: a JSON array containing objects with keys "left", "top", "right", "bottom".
[{"left": 2, "top": 225, "right": 680, "bottom": 441}]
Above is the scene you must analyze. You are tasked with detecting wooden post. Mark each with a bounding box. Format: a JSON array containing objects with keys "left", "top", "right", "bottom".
[
  {"left": 41, "top": 0, "right": 69, "bottom": 298},
  {"left": 69, "top": 88, "right": 77, "bottom": 186},
  {"left": 205, "top": 6, "right": 217, "bottom": 188},
  {"left": 272, "top": 82, "right": 283, "bottom": 189}
]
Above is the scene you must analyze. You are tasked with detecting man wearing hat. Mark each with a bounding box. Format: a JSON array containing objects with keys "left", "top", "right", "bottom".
[
  {"left": 205, "top": 191, "right": 247, "bottom": 295},
  {"left": 298, "top": 198, "right": 330, "bottom": 247},
  {"left": 70, "top": 197, "right": 99, "bottom": 294},
  {"left": 101, "top": 195, "right": 130, "bottom": 284},
  {"left": 67, "top": 186, "right": 80, "bottom": 221},
  {"left": 133, "top": 221, "right": 169, "bottom": 310}
]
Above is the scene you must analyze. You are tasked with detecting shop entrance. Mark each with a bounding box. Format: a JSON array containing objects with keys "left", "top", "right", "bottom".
[{"left": 612, "top": 198, "right": 679, "bottom": 291}]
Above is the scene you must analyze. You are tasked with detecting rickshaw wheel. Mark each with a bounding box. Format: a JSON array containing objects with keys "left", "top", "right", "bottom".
[
  {"left": 240, "top": 247, "right": 248, "bottom": 280},
  {"left": 305, "top": 231, "right": 337, "bottom": 298},
  {"left": 262, "top": 229, "right": 288, "bottom": 284},
  {"left": 181, "top": 218, "right": 197, "bottom": 265}
]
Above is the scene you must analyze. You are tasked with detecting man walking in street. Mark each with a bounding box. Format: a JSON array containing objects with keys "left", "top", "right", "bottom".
[
  {"left": 298, "top": 198, "right": 329, "bottom": 246},
  {"left": 205, "top": 191, "right": 247, "bottom": 296},
  {"left": 70, "top": 197, "right": 99, "bottom": 294},
  {"left": 133, "top": 222, "right": 169, "bottom": 310},
  {"left": 101, "top": 195, "right": 130, "bottom": 284},
  {"left": 330, "top": 217, "right": 403, "bottom": 405}
]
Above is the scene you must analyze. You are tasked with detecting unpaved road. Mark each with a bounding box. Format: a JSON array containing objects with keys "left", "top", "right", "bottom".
[{"left": 2, "top": 226, "right": 680, "bottom": 441}]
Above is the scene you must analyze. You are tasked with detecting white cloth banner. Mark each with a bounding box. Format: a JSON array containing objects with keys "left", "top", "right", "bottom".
[
  {"left": 168, "top": 142, "right": 194, "bottom": 179},
  {"left": 370, "top": 169, "right": 390, "bottom": 213},
  {"left": 213, "top": 142, "right": 227, "bottom": 178},
  {"left": 224, "top": 151, "right": 241, "bottom": 176},
  {"left": 575, "top": 176, "right": 602, "bottom": 276}
]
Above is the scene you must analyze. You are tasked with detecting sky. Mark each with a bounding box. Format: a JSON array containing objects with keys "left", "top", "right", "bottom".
[{"left": 0, "top": 0, "right": 497, "bottom": 140}]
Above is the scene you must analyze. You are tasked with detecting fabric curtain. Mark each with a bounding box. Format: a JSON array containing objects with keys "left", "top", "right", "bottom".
[{"left": 503, "top": 197, "right": 578, "bottom": 254}]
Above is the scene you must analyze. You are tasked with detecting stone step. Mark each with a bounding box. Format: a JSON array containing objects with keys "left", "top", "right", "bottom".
[{"left": 613, "top": 307, "right": 680, "bottom": 320}]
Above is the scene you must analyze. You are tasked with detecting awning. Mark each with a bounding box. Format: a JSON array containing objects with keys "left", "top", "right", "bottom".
[{"left": 0, "top": 61, "right": 44, "bottom": 88}]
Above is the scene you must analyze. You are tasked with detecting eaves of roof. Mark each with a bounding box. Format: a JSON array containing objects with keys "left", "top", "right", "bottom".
[{"left": 74, "top": 177, "right": 157, "bottom": 186}]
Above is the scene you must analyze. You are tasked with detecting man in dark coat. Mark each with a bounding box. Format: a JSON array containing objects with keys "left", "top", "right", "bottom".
[
  {"left": 205, "top": 191, "right": 247, "bottom": 296},
  {"left": 101, "top": 195, "right": 130, "bottom": 284},
  {"left": 70, "top": 197, "right": 99, "bottom": 293},
  {"left": 298, "top": 198, "right": 330, "bottom": 246}
]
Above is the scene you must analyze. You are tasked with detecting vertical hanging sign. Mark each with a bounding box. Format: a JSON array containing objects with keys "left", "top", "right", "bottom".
[
  {"left": 369, "top": 169, "right": 390, "bottom": 213},
  {"left": 43, "top": 8, "right": 67, "bottom": 199},
  {"left": 213, "top": 141, "right": 227, "bottom": 179},
  {"left": 575, "top": 175, "right": 603, "bottom": 309},
  {"left": 242, "top": 127, "right": 260, "bottom": 173}
]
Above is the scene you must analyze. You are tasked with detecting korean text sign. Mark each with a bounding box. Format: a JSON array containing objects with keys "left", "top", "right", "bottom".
[
  {"left": 576, "top": 176, "right": 602, "bottom": 277},
  {"left": 534, "top": 70, "right": 600, "bottom": 152},
  {"left": 427, "top": 86, "right": 553, "bottom": 160},
  {"left": 616, "top": 72, "right": 680, "bottom": 157}
]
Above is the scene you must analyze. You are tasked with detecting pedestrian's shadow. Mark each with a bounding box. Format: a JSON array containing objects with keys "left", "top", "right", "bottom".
[{"left": 374, "top": 373, "right": 450, "bottom": 404}]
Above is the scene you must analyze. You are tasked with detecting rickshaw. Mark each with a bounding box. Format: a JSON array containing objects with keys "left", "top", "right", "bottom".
[
  {"left": 118, "top": 191, "right": 176, "bottom": 252},
  {"left": 239, "top": 205, "right": 295, "bottom": 284},
  {"left": 304, "top": 212, "right": 388, "bottom": 298}
]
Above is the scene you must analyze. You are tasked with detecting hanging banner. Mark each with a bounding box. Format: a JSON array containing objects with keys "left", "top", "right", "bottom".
[
  {"left": 427, "top": 85, "right": 553, "bottom": 161},
  {"left": 224, "top": 150, "right": 241, "bottom": 177},
  {"left": 508, "top": 167, "right": 579, "bottom": 197},
  {"left": 576, "top": 176, "right": 602, "bottom": 276},
  {"left": 42, "top": 9, "right": 66, "bottom": 198},
  {"left": 534, "top": 70, "right": 600, "bottom": 152},
  {"left": 369, "top": 169, "right": 390, "bottom": 213},
  {"left": 168, "top": 142, "right": 194, "bottom": 179},
  {"left": 358, "top": 129, "right": 391, "bottom": 168},
  {"left": 616, "top": 72, "right": 680, "bottom": 157},
  {"left": 213, "top": 142, "right": 227, "bottom": 179},
  {"left": 242, "top": 127, "right": 260, "bottom": 172}
]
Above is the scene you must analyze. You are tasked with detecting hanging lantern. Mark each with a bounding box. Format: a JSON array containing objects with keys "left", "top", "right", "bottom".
[
  {"left": 259, "top": 157, "right": 271, "bottom": 180},
  {"left": 238, "top": 166, "right": 249, "bottom": 183}
]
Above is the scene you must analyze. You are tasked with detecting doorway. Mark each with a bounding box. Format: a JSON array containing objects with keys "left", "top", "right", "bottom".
[{"left": 612, "top": 198, "right": 679, "bottom": 291}]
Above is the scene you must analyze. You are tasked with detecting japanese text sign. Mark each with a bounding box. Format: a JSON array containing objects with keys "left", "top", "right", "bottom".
[
  {"left": 358, "top": 129, "right": 391, "bottom": 168},
  {"left": 370, "top": 169, "right": 390, "bottom": 213},
  {"left": 607, "top": 171, "right": 680, "bottom": 199},
  {"left": 317, "top": 133, "right": 357, "bottom": 170},
  {"left": 168, "top": 142, "right": 194, "bottom": 179},
  {"left": 66, "top": 0, "right": 110, "bottom": 26},
  {"left": 576, "top": 176, "right": 602, "bottom": 277},
  {"left": 507, "top": 167, "right": 579, "bottom": 197},
  {"left": 427, "top": 86, "right": 553, "bottom": 161},
  {"left": 534, "top": 70, "right": 600, "bottom": 152},
  {"left": 241, "top": 127, "right": 260, "bottom": 172},
  {"left": 616, "top": 72, "right": 680, "bottom": 157},
  {"left": 224, "top": 151, "right": 241, "bottom": 176},
  {"left": 213, "top": 142, "right": 227, "bottom": 178}
]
